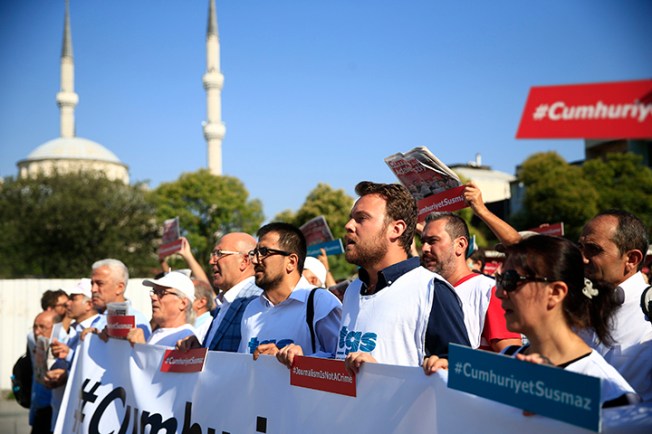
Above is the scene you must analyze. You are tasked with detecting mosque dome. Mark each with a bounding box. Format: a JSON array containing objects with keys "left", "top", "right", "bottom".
[
  {"left": 17, "top": 137, "right": 129, "bottom": 184},
  {"left": 23, "top": 137, "right": 122, "bottom": 163}
]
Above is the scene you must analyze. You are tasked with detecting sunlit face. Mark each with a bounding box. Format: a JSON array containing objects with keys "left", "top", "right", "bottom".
[
  {"left": 209, "top": 235, "right": 247, "bottom": 291},
  {"left": 251, "top": 232, "right": 291, "bottom": 291},
  {"left": 53, "top": 294, "right": 69, "bottom": 318},
  {"left": 420, "top": 219, "right": 458, "bottom": 280},
  {"left": 150, "top": 285, "right": 186, "bottom": 327},
  {"left": 344, "top": 194, "right": 390, "bottom": 268},
  {"left": 33, "top": 312, "right": 54, "bottom": 340},
  {"left": 578, "top": 215, "right": 628, "bottom": 286},
  {"left": 91, "top": 266, "right": 123, "bottom": 313},
  {"left": 495, "top": 261, "right": 549, "bottom": 336},
  {"left": 66, "top": 294, "right": 91, "bottom": 321}
]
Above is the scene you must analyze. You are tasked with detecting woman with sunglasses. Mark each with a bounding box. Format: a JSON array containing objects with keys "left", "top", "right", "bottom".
[{"left": 496, "top": 235, "right": 639, "bottom": 407}]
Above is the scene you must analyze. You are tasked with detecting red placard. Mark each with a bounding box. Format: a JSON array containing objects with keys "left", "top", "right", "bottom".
[
  {"left": 528, "top": 222, "right": 564, "bottom": 237},
  {"left": 516, "top": 79, "right": 652, "bottom": 139},
  {"left": 290, "top": 356, "right": 356, "bottom": 397},
  {"left": 416, "top": 185, "right": 467, "bottom": 222},
  {"left": 158, "top": 238, "right": 184, "bottom": 259},
  {"left": 160, "top": 348, "right": 208, "bottom": 373},
  {"left": 107, "top": 315, "right": 135, "bottom": 338}
]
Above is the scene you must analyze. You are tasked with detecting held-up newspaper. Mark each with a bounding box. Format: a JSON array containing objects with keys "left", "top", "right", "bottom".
[{"left": 385, "top": 146, "right": 468, "bottom": 221}]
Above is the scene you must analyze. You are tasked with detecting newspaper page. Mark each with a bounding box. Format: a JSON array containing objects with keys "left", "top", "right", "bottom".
[
  {"left": 300, "top": 216, "right": 344, "bottom": 256},
  {"left": 158, "top": 216, "right": 183, "bottom": 258},
  {"left": 385, "top": 146, "right": 467, "bottom": 221}
]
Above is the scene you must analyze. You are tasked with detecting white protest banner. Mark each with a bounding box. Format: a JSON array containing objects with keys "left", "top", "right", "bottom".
[{"left": 55, "top": 336, "right": 652, "bottom": 433}]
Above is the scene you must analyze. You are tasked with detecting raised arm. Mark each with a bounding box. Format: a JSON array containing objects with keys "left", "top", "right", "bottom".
[{"left": 464, "top": 181, "right": 521, "bottom": 247}]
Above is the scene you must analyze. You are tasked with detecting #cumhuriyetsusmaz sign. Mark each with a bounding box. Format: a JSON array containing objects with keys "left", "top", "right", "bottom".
[
  {"left": 447, "top": 344, "right": 601, "bottom": 432},
  {"left": 516, "top": 79, "right": 652, "bottom": 139}
]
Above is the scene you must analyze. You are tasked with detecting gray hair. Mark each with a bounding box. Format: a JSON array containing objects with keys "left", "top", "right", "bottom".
[
  {"left": 92, "top": 259, "right": 129, "bottom": 286},
  {"left": 194, "top": 280, "right": 216, "bottom": 312},
  {"left": 182, "top": 294, "right": 195, "bottom": 324}
]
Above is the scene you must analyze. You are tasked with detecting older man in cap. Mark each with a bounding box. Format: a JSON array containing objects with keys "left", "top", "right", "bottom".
[{"left": 127, "top": 271, "right": 197, "bottom": 347}]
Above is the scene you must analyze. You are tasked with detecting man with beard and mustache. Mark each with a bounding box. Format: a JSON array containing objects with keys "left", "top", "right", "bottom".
[
  {"left": 578, "top": 210, "right": 652, "bottom": 401},
  {"left": 177, "top": 232, "right": 262, "bottom": 352},
  {"left": 420, "top": 212, "right": 521, "bottom": 351},
  {"left": 286, "top": 181, "right": 469, "bottom": 375},
  {"left": 239, "top": 222, "right": 341, "bottom": 360}
]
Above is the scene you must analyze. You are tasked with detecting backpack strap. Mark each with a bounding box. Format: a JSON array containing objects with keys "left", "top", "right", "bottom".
[{"left": 306, "top": 287, "right": 320, "bottom": 354}]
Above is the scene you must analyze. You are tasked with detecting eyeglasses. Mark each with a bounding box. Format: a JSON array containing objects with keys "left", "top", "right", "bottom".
[
  {"left": 247, "top": 246, "right": 292, "bottom": 260},
  {"left": 149, "top": 287, "right": 180, "bottom": 298},
  {"left": 495, "top": 270, "right": 552, "bottom": 293},
  {"left": 210, "top": 249, "right": 243, "bottom": 260}
]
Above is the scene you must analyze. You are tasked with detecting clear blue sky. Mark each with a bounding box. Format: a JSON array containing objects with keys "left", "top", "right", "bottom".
[{"left": 1, "top": 0, "right": 650, "bottom": 221}]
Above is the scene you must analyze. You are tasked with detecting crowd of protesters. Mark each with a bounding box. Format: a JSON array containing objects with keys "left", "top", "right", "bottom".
[{"left": 24, "top": 180, "right": 651, "bottom": 433}]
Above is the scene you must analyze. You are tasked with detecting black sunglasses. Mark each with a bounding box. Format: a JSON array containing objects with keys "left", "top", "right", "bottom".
[
  {"left": 495, "top": 269, "right": 551, "bottom": 292},
  {"left": 247, "top": 246, "right": 292, "bottom": 260}
]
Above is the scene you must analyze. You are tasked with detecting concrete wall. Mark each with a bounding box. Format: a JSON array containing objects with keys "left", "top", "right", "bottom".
[{"left": 0, "top": 279, "right": 152, "bottom": 391}]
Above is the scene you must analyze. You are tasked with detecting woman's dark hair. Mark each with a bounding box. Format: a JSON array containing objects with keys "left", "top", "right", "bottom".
[{"left": 504, "top": 235, "right": 617, "bottom": 346}]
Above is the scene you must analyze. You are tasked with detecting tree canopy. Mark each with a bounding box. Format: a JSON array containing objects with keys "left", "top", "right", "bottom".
[
  {"left": 512, "top": 151, "right": 652, "bottom": 240},
  {"left": 274, "top": 183, "right": 357, "bottom": 281},
  {"left": 0, "top": 172, "right": 159, "bottom": 278},
  {"left": 150, "top": 169, "right": 264, "bottom": 271}
]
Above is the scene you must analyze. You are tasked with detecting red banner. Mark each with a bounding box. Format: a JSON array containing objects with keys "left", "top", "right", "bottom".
[
  {"left": 516, "top": 79, "right": 652, "bottom": 139},
  {"left": 290, "top": 356, "right": 356, "bottom": 397}
]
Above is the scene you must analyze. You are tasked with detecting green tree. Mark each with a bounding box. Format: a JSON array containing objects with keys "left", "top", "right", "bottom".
[
  {"left": 150, "top": 170, "right": 264, "bottom": 271},
  {"left": 582, "top": 152, "right": 652, "bottom": 232},
  {"left": 0, "top": 172, "right": 159, "bottom": 278},
  {"left": 274, "top": 183, "right": 356, "bottom": 281},
  {"left": 513, "top": 152, "right": 599, "bottom": 240}
]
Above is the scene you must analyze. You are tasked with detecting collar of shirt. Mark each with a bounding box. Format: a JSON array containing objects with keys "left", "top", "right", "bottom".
[
  {"left": 221, "top": 276, "right": 256, "bottom": 305},
  {"left": 261, "top": 276, "right": 315, "bottom": 307},
  {"left": 358, "top": 257, "right": 421, "bottom": 294},
  {"left": 73, "top": 314, "right": 100, "bottom": 332},
  {"left": 618, "top": 271, "right": 647, "bottom": 305}
]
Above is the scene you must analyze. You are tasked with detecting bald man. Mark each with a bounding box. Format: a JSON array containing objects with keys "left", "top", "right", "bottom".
[
  {"left": 177, "top": 232, "right": 262, "bottom": 352},
  {"left": 29, "top": 310, "right": 58, "bottom": 434}
]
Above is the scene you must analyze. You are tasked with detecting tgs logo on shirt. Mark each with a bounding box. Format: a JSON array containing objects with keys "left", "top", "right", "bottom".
[
  {"left": 337, "top": 326, "right": 377, "bottom": 355},
  {"left": 247, "top": 337, "right": 294, "bottom": 353}
]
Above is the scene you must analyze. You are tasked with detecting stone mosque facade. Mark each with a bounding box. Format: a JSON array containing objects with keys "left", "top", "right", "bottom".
[{"left": 17, "top": 0, "right": 224, "bottom": 183}]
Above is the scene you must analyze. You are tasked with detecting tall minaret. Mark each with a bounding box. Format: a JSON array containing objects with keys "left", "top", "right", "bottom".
[
  {"left": 203, "top": 0, "right": 226, "bottom": 175},
  {"left": 56, "top": 0, "right": 79, "bottom": 139}
]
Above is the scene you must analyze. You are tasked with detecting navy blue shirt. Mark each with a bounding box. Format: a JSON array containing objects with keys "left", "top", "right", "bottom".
[{"left": 359, "top": 257, "right": 470, "bottom": 358}]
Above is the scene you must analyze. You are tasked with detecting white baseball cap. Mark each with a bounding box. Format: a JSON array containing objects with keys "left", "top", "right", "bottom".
[
  {"left": 69, "top": 278, "right": 92, "bottom": 299},
  {"left": 303, "top": 256, "right": 327, "bottom": 287},
  {"left": 142, "top": 271, "right": 195, "bottom": 302}
]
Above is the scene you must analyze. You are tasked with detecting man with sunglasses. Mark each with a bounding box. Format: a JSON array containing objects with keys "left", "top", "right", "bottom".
[
  {"left": 177, "top": 232, "right": 261, "bottom": 352},
  {"left": 421, "top": 212, "right": 521, "bottom": 352},
  {"left": 239, "top": 222, "right": 341, "bottom": 359},
  {"left": 128, "top": 271, "right": 197, "bottom": 347},
  {"left": 578, "top": 210, "right": 652, "bottom": 401}
]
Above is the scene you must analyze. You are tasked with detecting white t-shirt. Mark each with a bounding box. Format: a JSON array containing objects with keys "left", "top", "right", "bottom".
[
  {"left": 238, "top": 277, "right": 341, "bottom": 356},
  {"left": 581, "top": 272, "right": 652, "bottom": 401},
  {"left": 148, "top": 324, "right": 196, "bottom": 347},
  {"left": 565, "top": 350, "right": 637, "bottom": 404},
  {"left": 193, "top": 311, "right": 212, "bottom": 343},
  {"left": 336, "top": 266, "right": 434, "bottom": 367},
  {"left": 453, "top": 273, "right": 492, "bottom": 348}
]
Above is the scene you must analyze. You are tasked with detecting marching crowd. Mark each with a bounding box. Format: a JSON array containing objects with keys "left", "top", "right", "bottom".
[{"left": 23, "top": 180, "right": 652, "bottom": 433}]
